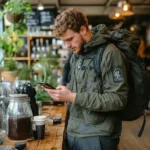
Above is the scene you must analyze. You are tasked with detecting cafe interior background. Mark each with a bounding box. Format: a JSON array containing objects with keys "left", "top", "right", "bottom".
[{"left": 0, "top": 0, "right": 150, "bottom": 149}]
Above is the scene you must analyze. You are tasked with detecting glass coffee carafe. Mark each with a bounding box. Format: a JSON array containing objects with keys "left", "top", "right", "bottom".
[{"left": 6, "top": 94, "right": 33, "bottom": 140}]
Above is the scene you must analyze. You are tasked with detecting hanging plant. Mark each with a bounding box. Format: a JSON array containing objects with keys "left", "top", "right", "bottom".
[
  {"left": 0, "top": 25, "right": 25, "bottom": 57},
  {"left": 0, "top": 0, "right": 32, "bottom": 57},
  {"left": 0, "top": 0, "right": 32, "bottom": 23}
]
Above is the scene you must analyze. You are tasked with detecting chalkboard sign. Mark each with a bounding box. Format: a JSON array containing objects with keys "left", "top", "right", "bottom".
[
  {"left": 40, "top": 9, "right": 55, "bottom": 26},
  {"left": 25, "top": 8, "right": 57, "bottom": 26},
  {"left": 25, "top": 11, "right": 40, "bottom": 26}
]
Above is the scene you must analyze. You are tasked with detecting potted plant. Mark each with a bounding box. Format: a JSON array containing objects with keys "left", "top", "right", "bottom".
[
  {"left": 0, "top": 24, "right": 28, "bottom": 82},
  {"left": 0, "top": 27, "right": 25, "bottom": 57},
  {"left": 13, "top": 64, "right": 32, "bottom": 81},
  {"left": 0, "top": 0, "right": 31, "bottom": 23},
  {"left": 0, "top": 59, "right": 17, "bottom": 83},
  {"left": 0, "top": 0, "right": 32, "bottom": 56},
  {"left": 0, "top": 0, "right": 32, "bottom": 82}
]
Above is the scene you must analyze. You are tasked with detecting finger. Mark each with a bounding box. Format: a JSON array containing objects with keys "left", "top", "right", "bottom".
[
  {"left": 49, "top": 95, "right": 59, "bottom": 101},
  {"left": 47, "top": 91, "right": 60, "bottom": 98},
  {"left": 56, "top": 85, "right": 64, "bottom": 90},
  {"left": 45, "top": 89, "right": 57, "bottom": 93},
  {"left": 49, "top": 90, "right": 61, "bottom": 95}
]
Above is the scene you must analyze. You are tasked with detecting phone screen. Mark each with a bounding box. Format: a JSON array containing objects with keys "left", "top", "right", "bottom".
[{"left": 38, "top": 82, "right": 55, "bottom": 89}]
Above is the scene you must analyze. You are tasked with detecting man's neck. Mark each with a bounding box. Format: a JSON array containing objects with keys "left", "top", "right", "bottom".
[{"left": 84, "top": 31, "right": 94, "bottom": 43}]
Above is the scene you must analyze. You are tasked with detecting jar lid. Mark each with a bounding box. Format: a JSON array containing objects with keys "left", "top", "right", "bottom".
[
  {"left": 9, "top": 94, "right": 28, "bottom": 101},
  {"left": 15, "top": 141, "right": 26, "bottom": 149}
]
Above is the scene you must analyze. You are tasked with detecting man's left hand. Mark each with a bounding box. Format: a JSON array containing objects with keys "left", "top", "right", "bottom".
[{"left": 45, "top": 85, "right": 76, "bottom": 103}]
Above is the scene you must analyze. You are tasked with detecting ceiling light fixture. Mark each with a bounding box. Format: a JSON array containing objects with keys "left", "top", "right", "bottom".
[
  {"left": 37, "top": 0, "right": 44, "bottom": 10},
  {"left": 117, "top": 0, "right": 134, "bottom": 16},
  {"left": 109, "top": 10, "right": 124, "bottom": 20}
]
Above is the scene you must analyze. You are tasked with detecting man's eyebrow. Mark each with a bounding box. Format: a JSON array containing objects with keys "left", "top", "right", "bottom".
[{"left": 64, "top": 37, "right": 73, "bottom": 41}]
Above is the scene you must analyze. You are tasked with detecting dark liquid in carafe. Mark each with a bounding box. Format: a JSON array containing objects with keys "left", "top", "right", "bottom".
[{"left": 8, "top": 117, "right": 32, "bottom": 140}]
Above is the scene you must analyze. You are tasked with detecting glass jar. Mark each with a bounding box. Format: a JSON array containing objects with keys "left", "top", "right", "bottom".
[
  {"left": 0, "top": 100, "right": 6, "bottom": 129},
  {"left": 0, "top": 82, "right": 13, "bottom": 108},
  {"left": 0, "top": 100, "right": 6, "bottom": 143},
  {"left": 6, "top": 94, "right": 33, "bottom": 140}
]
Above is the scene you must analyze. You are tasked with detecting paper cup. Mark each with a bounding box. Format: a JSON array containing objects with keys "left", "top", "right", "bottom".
[{"left": 33, "top": 116, "right": 46, "bottom": 139}]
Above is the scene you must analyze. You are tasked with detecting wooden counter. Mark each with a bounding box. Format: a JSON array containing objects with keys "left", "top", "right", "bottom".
[{"left": 0, "top": 105, "right": 67, "bottom": 150}]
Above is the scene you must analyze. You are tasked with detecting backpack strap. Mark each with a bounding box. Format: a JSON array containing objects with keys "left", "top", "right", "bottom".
[
  {"left": 93, "top": 43, "right": 109, "bottom": 77},
  {"left": 77, "top": 43, "right": 108, "bottom": 74},
  {"left": 138, "top": 112, "right": 147, "bottom": 137}
]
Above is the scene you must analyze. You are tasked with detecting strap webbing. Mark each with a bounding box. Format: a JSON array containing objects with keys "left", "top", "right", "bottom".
[{"left": 138, "top": 112, "right": 147, "bottom": 137}]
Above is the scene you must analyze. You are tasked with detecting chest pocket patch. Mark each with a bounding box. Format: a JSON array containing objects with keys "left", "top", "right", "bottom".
[{"left": 112, "top": 66, "right": 124, "bottom": 83}]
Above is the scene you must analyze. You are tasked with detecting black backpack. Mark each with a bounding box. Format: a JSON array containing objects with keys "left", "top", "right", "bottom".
[{"left": 93, "top": 29, "right": 150, "bottom": 137}]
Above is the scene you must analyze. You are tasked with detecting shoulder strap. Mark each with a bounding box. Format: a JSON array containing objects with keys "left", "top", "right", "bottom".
[{"left": 93, "top": 43, "right": 109, "bottom": 77}]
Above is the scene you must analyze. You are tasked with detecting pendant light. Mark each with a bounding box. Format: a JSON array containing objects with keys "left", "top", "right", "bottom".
[
  {"left": 109, "top": 9, "right": 124, "bottom": 20},
  {"left": 37, "top": 0, "right": 44, "bottom": 10},
  {"left": 117, "top": 0, "right": 134, "bottom": 16}
]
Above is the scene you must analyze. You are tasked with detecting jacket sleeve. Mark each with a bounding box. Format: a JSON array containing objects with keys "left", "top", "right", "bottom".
[{"left": 74, "top": 46, "right": 129, "bottom": 112}]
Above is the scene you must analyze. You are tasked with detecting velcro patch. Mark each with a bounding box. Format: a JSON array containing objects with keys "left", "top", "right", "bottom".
[{"left": 112, "top": 67, "right": 124, "bottom": 83}]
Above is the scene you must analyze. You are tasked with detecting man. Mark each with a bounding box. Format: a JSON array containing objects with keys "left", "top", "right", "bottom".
[{"left": 45, "top": 8, "right": 128, "bottom": 150}]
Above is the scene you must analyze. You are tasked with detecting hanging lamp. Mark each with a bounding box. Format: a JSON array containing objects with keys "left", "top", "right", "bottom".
[
  {"left": 117, "top": 0, "right": 134, "bottom": 16},
  {"left": 37, "top": 0, "right": 44, "bottom": 10},
  {"left": 109, "top": 8, "right": 124, "bottom": 20}
]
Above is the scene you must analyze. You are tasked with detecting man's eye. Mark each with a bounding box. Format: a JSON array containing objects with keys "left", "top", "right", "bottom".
[{"left": 67, "top": 38, "right": 73, "bottom": 41}]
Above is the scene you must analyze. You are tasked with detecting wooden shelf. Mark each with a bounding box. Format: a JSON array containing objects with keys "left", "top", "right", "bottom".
[
  {"left": 4, "top": 35, "right": 63, "bottom": 67},
  {"left": 30, "top": 58, "right": 67, "bottom": 61},
  {"left": 4, "top": 57, "right": 29, "bottom": 61},
  {"left": 21, "top": 35, "right": 55, "bottom": 38},
  {"left": 28, "top": 35, "right": 55, "bottom": 39}
]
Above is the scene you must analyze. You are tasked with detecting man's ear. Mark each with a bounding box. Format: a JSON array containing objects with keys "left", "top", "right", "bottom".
[{"left": 80, "top": 25, "right": 87, "bottom": 36}]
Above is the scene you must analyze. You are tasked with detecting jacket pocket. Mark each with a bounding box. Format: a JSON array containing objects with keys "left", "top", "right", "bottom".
[
  {"left": 83, "top": 109, "right": 106, "bottom": 124},
  {"left": 86, "top": 74, "right": 102, "bottom": 92}
]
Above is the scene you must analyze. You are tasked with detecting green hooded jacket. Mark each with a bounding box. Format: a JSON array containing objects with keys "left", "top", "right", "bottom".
[{"left": 66, "top": 24, "right": 128, "bottom": 138}]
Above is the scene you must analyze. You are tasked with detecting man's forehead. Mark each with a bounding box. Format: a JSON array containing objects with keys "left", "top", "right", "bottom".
[
  {"left": 61, "top": 35, "right": 73, "bottom": 41},
  {"left": 60, "top": 29, "right": 76, "bottom": 40}
]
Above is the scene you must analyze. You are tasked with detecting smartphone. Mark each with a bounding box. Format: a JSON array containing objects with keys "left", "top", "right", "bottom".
[{"left": 38, "top": 82, "right": 55, "bottom": 89}]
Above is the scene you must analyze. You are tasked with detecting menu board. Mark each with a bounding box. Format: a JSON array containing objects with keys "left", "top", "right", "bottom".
[
  {"left": 25, "top": 8, "right": 57, "bottom": 26},
  {"left": 39, "top": 9, "right": 55, "bottom": 26},
  {"left": 25, "top": 11, "right": 40, "bottom": 26}
]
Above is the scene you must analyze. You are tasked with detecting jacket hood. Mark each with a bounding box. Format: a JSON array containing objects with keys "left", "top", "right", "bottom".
[{"left": 84, "top": 24, "right": 110, "bottom": 52}]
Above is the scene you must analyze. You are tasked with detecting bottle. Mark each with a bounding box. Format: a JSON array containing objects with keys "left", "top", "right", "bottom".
[
  {"left": 0, "top": 100, "right": 6, "bottom": 129},
  {"left": 0, "top": 100, "right": 6, "bottom": 143},
  {"left": 6, "top": 94, "right": 33, "bottom": 140},
  {"left": 45, "top": 39, "right": 50, "bottom": 53},
  {"left": 35, "top": 39, "right": 40, "bottom": 58}
]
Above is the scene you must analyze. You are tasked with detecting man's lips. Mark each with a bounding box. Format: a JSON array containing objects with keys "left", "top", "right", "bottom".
[{"left": 72, "top": 48, "right": 76, "bottom": 51}]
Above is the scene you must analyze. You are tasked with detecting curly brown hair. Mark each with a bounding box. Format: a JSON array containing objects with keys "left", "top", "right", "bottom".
[{"left": 53, "top": 8, "right": 89, "bottom": 37}]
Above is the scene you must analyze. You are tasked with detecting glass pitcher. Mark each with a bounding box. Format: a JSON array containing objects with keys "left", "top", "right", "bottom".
[{"left": 6, "top": 94, "right": 33, "bottom": 140}]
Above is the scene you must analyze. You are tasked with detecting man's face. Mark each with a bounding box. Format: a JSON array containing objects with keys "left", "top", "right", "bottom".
[{"left": 60, "top": 28, "right": 86, "bottom": 54}]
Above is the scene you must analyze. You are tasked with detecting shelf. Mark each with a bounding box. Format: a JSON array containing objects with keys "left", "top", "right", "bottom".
[
  {"left": 28, "top": 35, "right": 55, "bottom": 39},
  {"left": 21, "top": 34, "right": 55, "bottom": 38},
  {"left": 4, "top": 57, "right": 29, "bottom": 61},
  {"left": 30, "top": 58, "right": 67, "bottom": 61},
  {"left": 4, "top": 35, "right": 65, "bottom": 68}
]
